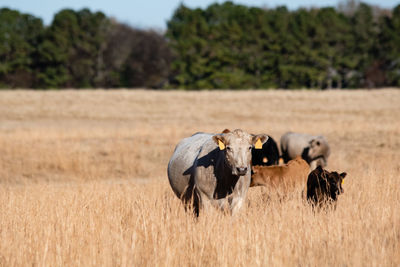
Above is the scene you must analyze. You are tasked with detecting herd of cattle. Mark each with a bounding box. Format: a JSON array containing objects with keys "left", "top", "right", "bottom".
[{"left": 167, "top": 129, "right": 347, "bottom": 216}]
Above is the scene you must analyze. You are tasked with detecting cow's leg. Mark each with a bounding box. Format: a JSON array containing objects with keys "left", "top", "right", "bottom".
[
  {"left": 181, "top": 183, "right": 201, "bottom": 216},
  {"left": 228, "top": 174, "right": 251, "bottom": 214},
  {"left": 206, "top": 194, "right": 243, "bottom": 214},
  {"left": 197, "top": 189, "right": 216, "bottom": 212},
  {"left": 281, "top": 150, "right": 290, "bottom": 163},
  {"left": 196, "top": 175, "right": 250, "bottom": 215},
  {"left": 229, "top": 196, "right": 245, "bottom": 215},
  {"left": 196, "top": 186, "right": 233, "bottom": 213},
  {"left": 197, "top": 192, "right": 245, "bottom": 215},
  {"left": 198, "top": 190, "right": 231, "bottom": 212}
]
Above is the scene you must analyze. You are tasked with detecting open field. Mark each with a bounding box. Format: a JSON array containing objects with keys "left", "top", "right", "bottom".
[{"left": 0, "top": 89, "right": 400, "bottom": 266}]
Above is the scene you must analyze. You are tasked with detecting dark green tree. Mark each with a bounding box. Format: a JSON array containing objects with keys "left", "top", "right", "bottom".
[
  {"left": 378, "top": 4, "right": 400, "bottom": 86},
  {"left": 36, "top": 9, "right": 110, "bottom": 88},
  {"left": 350, "top": 3, "right": 379, "bottom": 87},
  {"left": 0, "top": 8, "right": 43, "bottom": 88},
  {"left": 1, "top": 2, "right": 399, "bottom": 89}
]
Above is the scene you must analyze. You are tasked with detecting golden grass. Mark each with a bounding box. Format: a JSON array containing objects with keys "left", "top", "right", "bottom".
[{"left": 0, "top": 89, "right": 399, "bottom": 266}]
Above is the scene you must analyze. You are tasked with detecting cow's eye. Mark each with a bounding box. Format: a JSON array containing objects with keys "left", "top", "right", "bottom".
[
  {"left": 226, "top": 146, "right": 232, "bottom": 151},
  {"left": 248, "top": 146, "right": 252, "bottom": 151},
  {"left": 316, "top": 141, "right": 320, "bottom": 146}
]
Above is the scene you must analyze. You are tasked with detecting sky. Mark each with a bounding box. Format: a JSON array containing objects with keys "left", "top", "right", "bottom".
[{"left": 1, "top": 0, "right": 399, "bottom": 29}]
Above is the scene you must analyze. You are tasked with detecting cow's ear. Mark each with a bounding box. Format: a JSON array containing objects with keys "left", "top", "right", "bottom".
[
  {"left": 222, "top": 129, "right": 231, "bottom": 134},
  {"left": 340, "top": 172, "right": 347, "bottom": 179},
  {"left": 213, "top": 134, "right": 226, "bottom": 150},
  {"left": 252, "top": 134, "right": 268, "bottom": 149}
]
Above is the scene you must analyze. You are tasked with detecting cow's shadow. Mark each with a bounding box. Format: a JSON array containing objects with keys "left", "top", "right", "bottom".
[
  {"left": 301, "top": 147, "right": 311, "bottom": 163},
  {"left": 181, "top": 148, "right": 239, "bottom": 216}
]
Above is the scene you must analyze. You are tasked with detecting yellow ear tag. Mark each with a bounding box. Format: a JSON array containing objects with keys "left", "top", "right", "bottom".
[
  {"left": 341, "top": 179, "right": 345, "bottom": 185},
  {"left": 255, "top": 139, "right": 263, "bottom": 149},
  {"left": 218, "top": 140, "right": 225, "bottom": 150}
]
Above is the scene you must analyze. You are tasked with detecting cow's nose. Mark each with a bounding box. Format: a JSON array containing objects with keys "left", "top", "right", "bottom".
[{"left": 236, "top": 167, "right": 248, "bottom": 176}]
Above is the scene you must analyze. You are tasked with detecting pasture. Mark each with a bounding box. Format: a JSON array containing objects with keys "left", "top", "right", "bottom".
[{"left": 0, "top": 89, "right": 399, "bottom": 266}]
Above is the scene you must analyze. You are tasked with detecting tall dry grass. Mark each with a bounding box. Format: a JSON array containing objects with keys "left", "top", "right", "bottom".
[{"left": 0, "top": 89, "right": 399, "bottom": 266}]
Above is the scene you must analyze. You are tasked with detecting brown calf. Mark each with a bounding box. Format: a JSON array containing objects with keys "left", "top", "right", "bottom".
[
  {"left": 250, "top": 156, "right": 309, "bottom": 197},
  {"left": 307, "top": 166, "right": 347, "bottom": 207}
]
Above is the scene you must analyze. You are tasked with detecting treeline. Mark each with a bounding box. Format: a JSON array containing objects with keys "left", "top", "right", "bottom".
[
  {"left": 1, "top": 1, "right": 400, "bottom": 89},
  {"left": 0, "top": 8, "right": 172, "bottom": 88},
  {"left": 168, "top": 2, "right": 400, "bottom": 89}
]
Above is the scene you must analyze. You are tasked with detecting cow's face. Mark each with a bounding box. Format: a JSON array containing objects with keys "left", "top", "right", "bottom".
[
  {"left": 213, "top": 129, "right": 268, "bottom": 176},
  {"left": 327, "top": 171, "right": 347, "bottom": 200},
  {"left": 308, "top": 137, "right": 329, "bottom": 161}
]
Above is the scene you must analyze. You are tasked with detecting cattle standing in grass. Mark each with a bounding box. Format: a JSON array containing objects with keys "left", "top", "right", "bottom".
[
  {"left": 251, "top": 135, "right": 280, "bottom": 166},
  {"left": 250, "top": 156, "right": 309, "bottom": 198},
  {"left": 280, "top": 132, "right": 330, "bottom": 170},
  {"left": 307, "top": 166, "right": 347, "bottom": 207},
  {"left": 167, "top": 129, "right": 268, "bottom": 216}
]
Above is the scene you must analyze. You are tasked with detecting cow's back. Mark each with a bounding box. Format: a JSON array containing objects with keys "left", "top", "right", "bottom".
[
  {"left": 252, "top": 157, "right": 309, "bottom": 196},
  {"left": 281, "top": 132, "right": 313, "bottom": 160},
  {"left": 285, "top": 157, "right": 310, "bottom": 186},
  {"left": 167, "top": 133, "right": 213, "bottom": 198}
]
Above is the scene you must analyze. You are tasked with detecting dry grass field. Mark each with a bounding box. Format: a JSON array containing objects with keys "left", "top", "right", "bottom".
[{"left": 0, "top": 89, "right": 399, "bottom": 266}]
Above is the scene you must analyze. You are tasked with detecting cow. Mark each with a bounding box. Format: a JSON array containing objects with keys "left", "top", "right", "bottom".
[
  {"left": 307, "top": 166, "right": 347, "bottom": 207},
  {"left": 251, "top": 135, "right": 280, "bottom": 166},
  {"left": 167, "top": 129, "right": 268, "bottom": 216},
  {"left": 280, "top": 132, "right": 330, "bottom": 170},
  {"left": 250, "top": 156, "right": 309, "bottom": 198}
]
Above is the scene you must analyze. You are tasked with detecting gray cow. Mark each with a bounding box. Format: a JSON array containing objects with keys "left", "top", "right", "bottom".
[
  {"left": 280, "top": 132, "right": 330, "bottom": 170},
  {"left": 167, "top": 129, "right": 268, "bottom": 216}
]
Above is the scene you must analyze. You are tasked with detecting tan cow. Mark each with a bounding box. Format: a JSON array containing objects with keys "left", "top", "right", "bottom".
[{"left": 250, "top": 156, "right": 309, "bottom": 197}]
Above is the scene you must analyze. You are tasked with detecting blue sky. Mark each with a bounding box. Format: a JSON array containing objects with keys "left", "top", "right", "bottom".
[{"left": 2, "top": 0, "right": 399, "bottom": 29}]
